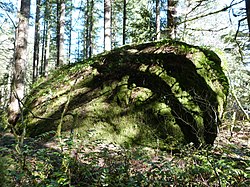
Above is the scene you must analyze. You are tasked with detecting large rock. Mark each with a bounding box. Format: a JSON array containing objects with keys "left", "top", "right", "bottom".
[{"left": 21, "top": 40, "right": 229, "bottom": 147}]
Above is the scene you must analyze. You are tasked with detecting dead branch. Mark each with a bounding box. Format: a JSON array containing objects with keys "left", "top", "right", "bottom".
[{"left": 178, "top": 0, "right": 244, "bottom": 25}]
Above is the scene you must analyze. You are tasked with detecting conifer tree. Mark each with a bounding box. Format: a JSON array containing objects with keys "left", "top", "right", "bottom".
[
  {"left": 8, "top": 0, "right": 30, "bottom": 125},
  {"left": 56, "top": 0, "right": 65, "bottom": 66},
  {"left": 104, "top": 0, "right": 112, "bottom": 51},
  {"left": 123, "top": 0, "right": 127, "bottom": 45},
  {"left": 156, "top": 0, "right": 160, "bottom": 40},
  {"left": 32, "top": 0, "right": 41, "bottom": 82},
  {"left": 245, "top": 0, "right": 250, "bottom": 35},
  {"left": 167, "top": 0, "right": 177, "bottom": 39},
  {"left": 44, "top": 0, "right": 51, "bottom": 76}
]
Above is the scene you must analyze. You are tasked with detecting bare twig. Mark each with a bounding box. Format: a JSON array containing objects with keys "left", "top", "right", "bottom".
[
  {"left": 185, "top": 26, "right": 229, "bottom": 32},
  {"left": 234, "top": 17, "right": 247, "bottom": 40},
  {"left": 179, "top": 0, "right": 244, "bottom": 25},
  {"left": 0, "top": 3, "right": 17, "bottom": 28},
  {"left": 231, "top": 89, "right": 250, "bottom": 121}
]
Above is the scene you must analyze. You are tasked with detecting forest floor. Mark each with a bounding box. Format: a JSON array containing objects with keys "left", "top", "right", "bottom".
[
  {"left": 0, "top": 120, "right": 249, "bottom": 186},
  {"left": 214, "top": 120, "right": 249, "bottom": 150}
]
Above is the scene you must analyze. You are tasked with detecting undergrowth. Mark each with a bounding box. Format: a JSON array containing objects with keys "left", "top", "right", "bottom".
[{"left": 0, "top": 129, "right": 249, "bottom": 187}]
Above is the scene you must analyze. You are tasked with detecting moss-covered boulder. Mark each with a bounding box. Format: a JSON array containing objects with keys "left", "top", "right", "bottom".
[{"left": 20, "top": 40, "right": 228, "bottom": 148}]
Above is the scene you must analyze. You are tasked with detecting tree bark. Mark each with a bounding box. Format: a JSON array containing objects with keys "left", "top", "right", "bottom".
[
  {"left": 167, "top": 0, "right": 177, "bottom": 39},
  {"left": 84, "top": 0, "right": 89, "bottom": 58},
  {"left": 44, "top": 0, "right": 51, "bottom": 76},
  {"left": 84, "top": 0, "right": 94, "bottom": 58},
  {"left": 56, "top": 0, "right": 65, "bottom": 67},
  {"left": 41, "top": 14, "right": 46, "bottom": 75},
  {"left": 68, "top": 0, "right": 73, "bottom": 64},
  {"left": 122, "top": 0, "right": 127, "bottom": 45},
  {"left": 88, "top": 0, "right": 94, "bottom": 58},
  {"left": 104, "top": 0, "right": 111, "bottom": 51},
  {"left": 8, "top": 0, "right": 30, "bottom": 125},
  {"left": 245, "top": 0, "right": 250, "bottom": 35},
  {"left": 156, "top": 0, "right": 161, "bottom": 40},
  {"left": 32, "top": 0, "right": 40, "bottom": 82}
]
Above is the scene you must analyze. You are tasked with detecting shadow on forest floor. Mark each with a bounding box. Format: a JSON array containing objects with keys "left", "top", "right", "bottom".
[{"left": 0, "top": 121, "right": 249, "bottom": 186}]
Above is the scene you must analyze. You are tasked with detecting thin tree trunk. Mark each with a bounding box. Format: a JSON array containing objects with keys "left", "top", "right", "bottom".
[
  {"left": 85, "top": 0, "right": 90, "bottom": 58},
  {"left": 89, "top": 0, "right": 94, "bottom": 58},
  {"left": 56, "top": 0, "right": 65, "bottom": 67},
  {"left": 156, "top": 0, "right": 160, "bottom": 40},
  {"left": 32, "top": 0, "right": 40, "bottom": 82},
  {"left": 78, "top": 32, "right": 81, "bottom": 60},
  {"left": 245, "top": 0, "right": 250, "bottom": 36},
  {"left": 56, "top": 0, "right": 60, "bottom": 65},
  {"left": 41, "top": 17, "right": 46, "bottom": 75},
  {"left": 44, "top": 0, "right": 51, "bottom": 76},
  {"left": 167, "top": 0, "right": 177, "bottom": 39},
  {"left": 104, "top": 0, "right": 111, "bottom": 51},
  {"left": 8, "top": 0, "right": 30, "bottom": 125},
  {"left": 44, "top": 28, "right": 50, "bottom": 76},
  {"left": 122, "top": 0, "right": 126, "bottom": 45},
  {"left": 68, "top": 0, "right": 73, "bottom": 64},
  {"left": 59, "top": 0, "right": 65, "bottom": 65}
]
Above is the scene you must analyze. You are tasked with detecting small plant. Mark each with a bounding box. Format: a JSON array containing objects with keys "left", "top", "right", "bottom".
[
  {"left": 0, "top": 153, "right": 13, "bottom": 187},
  {"left": 0, "top": 126, "right": 249, "bottom": 186}
]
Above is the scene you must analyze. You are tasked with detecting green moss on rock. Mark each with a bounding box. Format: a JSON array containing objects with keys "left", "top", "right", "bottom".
[{"left": 19, "top": 39, "right": 229, "bottom": 148}]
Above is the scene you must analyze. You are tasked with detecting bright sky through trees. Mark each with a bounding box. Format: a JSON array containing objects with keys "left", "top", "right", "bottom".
[{"left": 0, "top": 0, "right": 247, "bottom": 62}]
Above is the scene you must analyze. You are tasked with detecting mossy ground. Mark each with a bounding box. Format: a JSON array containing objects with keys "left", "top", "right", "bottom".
[{"left": 19, "top": 39, "right": 228, "bottom": 148}]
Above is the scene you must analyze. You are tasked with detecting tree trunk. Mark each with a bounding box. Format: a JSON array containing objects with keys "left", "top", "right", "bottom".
[
  {"left": 56, "top": 0, "right": 65, "bottom": 67},
  {"left": 8, "top": 0, "right": 30, "bottom": 125},
  {"left": 88, "top": 0, "right": 94, "bottom": 58},
  {"left": 167, "top": 0, "right": 177, "bottom": 39},
  {"left": 156, "top": 0, "right": 161, "bottom": 40},
  {"left": 104, "top": 0, "right": 111, "bottom": 51},
  {"left": 68, "top": 0, "right": 73, "bottom": 64},
  {"left": 84, "top": 0, "right": 89, "bottom": 58},
  {"left": 245, "top": 0, "right": 250, "bottom": 35},
  {"left": 32, "top": 0, "right": 41, "bottom": 82},
  {"left": 44, "top": 0, "right": 51, "bottom": 76},
  {"left": 44, "top": 28, "right": 50, "bottom": 76},
  {"left": 77, "top": 32, "right": 81, "bottom": 60},
  {"left": 122, "top": 0, "right": 127, "bottom": 45},
  {"left": 84, "top": 0, "right": 94, "bottom": 59},
  {"left": 41, "top": 15, "right": 46, "bottom": 75}
]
